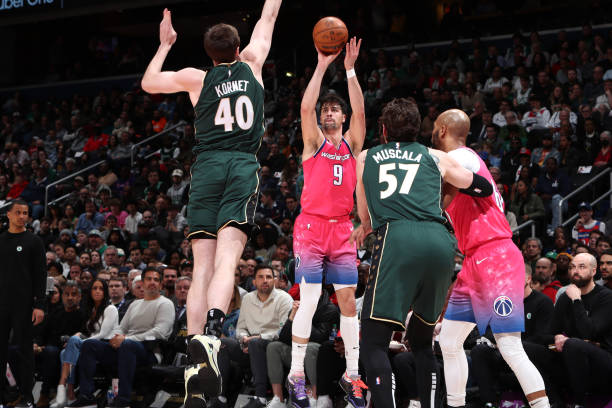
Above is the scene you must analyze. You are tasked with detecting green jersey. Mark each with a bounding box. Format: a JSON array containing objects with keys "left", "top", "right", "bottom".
[
  {"left": 194, "top": 61, "right": 265, "bottom": 154},
  {"left": 363, "top": 142, "right": 444, "bottom": 229}
]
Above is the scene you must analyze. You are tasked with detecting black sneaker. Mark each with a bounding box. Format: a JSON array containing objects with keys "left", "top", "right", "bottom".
[
  {"left": 105, "top": 399, "right": 130, "bottom": 408},
  {"left": 185, "top": 335, "right": 221, "bottom": 398},
  {"left": 339, "top": 373, "right": 367, "bottom": 408},
  {"left": 67, "top": 397, "right": 97, "bottom": 408},
  {"left": 206, "top": 397, "right": 228, "bottom": 408},
  {"left": 242, "top": 397, "right": 266, "bottom": 408},
  {"left": 183, "top": 394, "right": 206, "bottom": 408},
  {"left": 13, "top": 402, "right": 33, "bottom": 408}
]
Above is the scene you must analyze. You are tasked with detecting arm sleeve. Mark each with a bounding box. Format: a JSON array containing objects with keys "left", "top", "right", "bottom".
[
  {"left": 89, "top": 305, "right": 119, "bottom": 340},
  {"left": 447, "top": 149, "right": 481, "bottom": 173},
  {"left": 31, "top": 235, "right": 47, "bottom": 311},
  {"left": 125, "top": 299, "right": 175, "bottom": 342}
]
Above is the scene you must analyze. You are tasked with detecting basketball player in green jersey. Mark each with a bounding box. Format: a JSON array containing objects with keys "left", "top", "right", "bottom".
[
  {"left": 141, "top": 2, "right": 282, "bottom": 407},
  {"left": 351, "top": 98, "right": 492, "bottom": 408}
]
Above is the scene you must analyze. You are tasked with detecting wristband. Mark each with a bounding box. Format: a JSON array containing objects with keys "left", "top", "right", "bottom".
[{"left": 346, "top": 68, "right": 356, "bottom": 79}]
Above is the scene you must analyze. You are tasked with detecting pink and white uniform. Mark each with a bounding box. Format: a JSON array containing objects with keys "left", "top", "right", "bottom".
[
  {"left": 293, "top": 138, "right": 358, "bottom": 285},
  {"left": 444, "top": 147, "right": 525, "bottom": 333}
]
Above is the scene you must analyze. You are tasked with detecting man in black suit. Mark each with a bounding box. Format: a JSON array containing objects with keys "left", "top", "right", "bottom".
[{"left": 108, "top": 277, "right": 132, "bottom": 322}]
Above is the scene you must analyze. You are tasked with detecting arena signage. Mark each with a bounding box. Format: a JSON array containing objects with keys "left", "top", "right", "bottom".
[{"left": 0, "top": 0, "right": 58, "bottom": 11}]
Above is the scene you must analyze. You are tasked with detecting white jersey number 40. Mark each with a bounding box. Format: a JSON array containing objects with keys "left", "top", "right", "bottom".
[{"left": 215, "top": 96, "right": 254, "bottom": 132}]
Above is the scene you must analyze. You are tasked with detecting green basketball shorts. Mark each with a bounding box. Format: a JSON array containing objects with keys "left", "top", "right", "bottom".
[
  {"left": 362, "top": 219, "right": 457, "bottom": 330},
  {"left": 186, "top": 150, "right": 260, "bottom": 239}
]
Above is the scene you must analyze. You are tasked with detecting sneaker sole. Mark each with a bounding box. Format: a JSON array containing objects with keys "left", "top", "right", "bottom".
[{"left": 185, "top": 335, "right": 221, "bottom": 397}]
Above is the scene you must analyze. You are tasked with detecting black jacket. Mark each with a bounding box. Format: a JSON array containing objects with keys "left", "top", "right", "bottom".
[
  {"left": 0, "top": 231, "right": 46, "bottom": 311},
  {"left": 547, "top": 285, "right": 612, "bottom": 352}
]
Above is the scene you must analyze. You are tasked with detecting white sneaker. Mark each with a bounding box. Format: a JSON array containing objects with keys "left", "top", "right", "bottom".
[
  {"left": 316, "top": 396, "right": 333, "bottom": 408},
  {"left": 50, "top": 385, "right": 66, "bottom": 408},
  {"left": 408, "top": 400, "right": 421, "bottom": 408},
  {"left": 266, "top": 396, "right": 286, "bottom": 408}
]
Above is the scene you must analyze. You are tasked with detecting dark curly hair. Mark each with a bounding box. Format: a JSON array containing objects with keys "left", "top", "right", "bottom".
[
  {"left": 380, "top": 98, "right": 421, "bottom": 143},
  {"left": 319, "top": 93, "right": 348, "bottom": 115}
]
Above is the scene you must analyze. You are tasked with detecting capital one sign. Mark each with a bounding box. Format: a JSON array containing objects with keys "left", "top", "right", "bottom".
[{"left": 0, "top": 0, "right": 56, "bottom": 11}]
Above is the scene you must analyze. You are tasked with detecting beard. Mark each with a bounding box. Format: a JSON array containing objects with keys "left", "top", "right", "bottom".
[
  {"left": 322, "top": 120, "right": 339, "bottom": 131},
  {"left": 258, "top": 285, "right": 273, "bottom": 295},
  {"left": 431, "top": 129, "right": 440, "bottom": 148},
  {"left": 570, "top": 273, "right": 592, "bottom": 288}
]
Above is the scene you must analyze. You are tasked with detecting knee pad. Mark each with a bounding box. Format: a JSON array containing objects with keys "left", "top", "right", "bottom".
[
  {"left": 292, "top": 281, "right": 321, "bottom": 339},
  {"left": 494, "top": 332, "right": 524, "bottom": 365},
  {"left": 407, "top": 314, "right": 435, "bottom": 351},
  {"left": 494, "top": 332, "right": 545, "bottom": 395},
  {"left": 439, "top": 320, "right": 475, "bottom": 354}
]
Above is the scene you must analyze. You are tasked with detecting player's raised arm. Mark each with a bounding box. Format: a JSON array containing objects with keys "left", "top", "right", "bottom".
[
  {"left": 350, "top": 150, "right": 372, "bottom": 248},
  {"left": 343, "top": 37, "right": 366, "bottom": 156},
  {"left": 301, "top": 49, "right": 341, "bottom": 158},
  {"left": 429, "top": 148, "right": 493, "bottom": 197},
  {"left": 141, "top": 9, "right": 205, "bottom": 105},
  {"left": 240, "top": 0, "right": 283, "bottom": 78}
]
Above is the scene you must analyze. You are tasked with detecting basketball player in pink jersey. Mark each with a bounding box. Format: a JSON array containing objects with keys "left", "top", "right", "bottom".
[
  {"left": 432, "top": 109, "right": 550, "bottom": 408},
  {"left": 286, "top": 38, "right": 367, "bottom": 408}
]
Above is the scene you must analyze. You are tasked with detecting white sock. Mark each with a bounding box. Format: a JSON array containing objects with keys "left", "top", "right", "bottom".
[
  {"left": 528, "top": 396, "right": 550, "bottom": 408},
  {"left": 289, "top": 341, "right": 307, "bottom": 375},
  {"left": 340, "top": 314, "right": 360, "bottom": 377}
]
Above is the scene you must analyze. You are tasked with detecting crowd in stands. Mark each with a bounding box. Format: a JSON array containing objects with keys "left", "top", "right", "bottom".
[{"left": 2, "top": 21, "right": 612, "bottom": 408}]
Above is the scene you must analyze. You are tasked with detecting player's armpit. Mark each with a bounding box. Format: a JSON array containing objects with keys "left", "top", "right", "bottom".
[{"left": 441, "top": 182, "right": 458, "bottom": 209}]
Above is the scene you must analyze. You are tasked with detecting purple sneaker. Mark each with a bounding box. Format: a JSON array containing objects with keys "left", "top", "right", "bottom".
[{"left": 286, "top": 375, "right": 310, "bottom": 408}]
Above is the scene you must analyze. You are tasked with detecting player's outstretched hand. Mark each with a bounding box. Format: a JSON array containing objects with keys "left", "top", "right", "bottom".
[
  {"left": 344, "top": 37, "right": 362, "bottom": 71},
  {"left": 316, "top": 47, "right": 341, "bottom": 69},
  {"left": 160, "top": 8, "right": 177, "bottom": 47}
]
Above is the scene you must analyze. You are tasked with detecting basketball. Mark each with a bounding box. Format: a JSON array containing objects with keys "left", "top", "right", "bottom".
[{"left": 312, "top": 17, "right": 348, "bottom": 55}]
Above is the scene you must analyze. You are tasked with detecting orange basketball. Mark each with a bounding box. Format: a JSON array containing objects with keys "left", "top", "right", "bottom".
[{"left": 312, "top": 17, "right": 348, "bottom": 55}]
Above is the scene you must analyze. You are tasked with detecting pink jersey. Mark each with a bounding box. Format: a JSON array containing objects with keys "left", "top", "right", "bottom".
[
  {"left": 446, "top": 147, "right": 512, "bottom": 255},
  {"left": 300, "top": 138, "right": 356, "bottom": 218}
]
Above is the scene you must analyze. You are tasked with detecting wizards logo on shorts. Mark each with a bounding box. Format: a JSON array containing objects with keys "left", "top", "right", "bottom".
[{"left": 493, "top": 295, "right": 514, "bottom": 317}]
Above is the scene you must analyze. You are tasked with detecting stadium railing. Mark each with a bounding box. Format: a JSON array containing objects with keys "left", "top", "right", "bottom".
[
  {"left": 512, "top": 219, "right": 536, "bottom": 238},
  {"left": 558, "top": 168, "right": 612, "bottom": 228},
  {"left": 130, "top": 123, "right": 182, "bottom": 170},
  {"left": 42, "top": 122, "right": 182, "bottom": 214},
  {"left": 44, "top": 159, "right": 106, "bottom": 216}
]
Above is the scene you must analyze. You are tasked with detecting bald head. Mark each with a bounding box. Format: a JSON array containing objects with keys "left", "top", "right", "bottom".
[
  {"left": 432, "top": 109, "right": 471, "bottom": 152},
  {"left": 573, "top": 252, "right": 597, "bottom": 269},
  {"left": 437, "top": 109, "right": 470, "bottom": 139}
]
